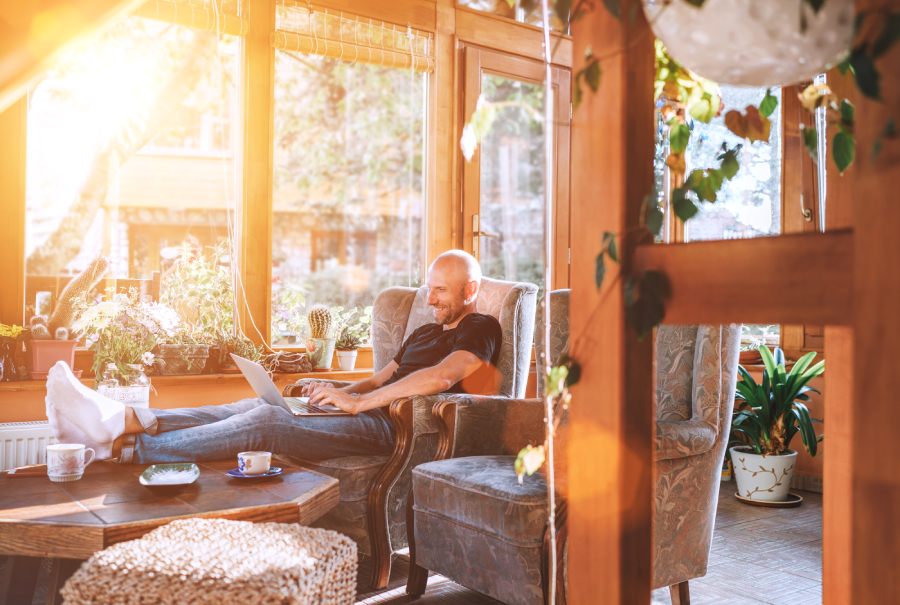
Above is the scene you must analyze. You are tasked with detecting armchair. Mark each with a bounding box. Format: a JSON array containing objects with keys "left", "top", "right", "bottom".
[
  {"left": 282, "top": 277, "right": 537, "bottom": 588},
  {"left": 407, "top": 312, "right": 740, "bottom": 605}
]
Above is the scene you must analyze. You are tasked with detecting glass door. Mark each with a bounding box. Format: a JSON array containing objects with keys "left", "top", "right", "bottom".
[{"left": 461, "top": 46, "right": 571, "bottom": 289}]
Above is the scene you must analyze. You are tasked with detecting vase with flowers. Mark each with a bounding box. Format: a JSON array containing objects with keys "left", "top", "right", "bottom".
[{"left": 72, "top": 288, "right": 179, "bottom": 405}]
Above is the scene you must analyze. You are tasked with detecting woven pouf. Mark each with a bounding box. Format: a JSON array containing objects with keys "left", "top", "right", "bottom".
[{"left": 60, "top": 518, "right": 357, "bottom": 605}]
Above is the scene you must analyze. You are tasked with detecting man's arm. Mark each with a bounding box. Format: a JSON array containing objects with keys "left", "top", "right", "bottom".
[
  {"left": 300, "top": 361, "right": 398, "bottom": 397},
  {"left": 309, "top": 350, "right": 486, "bottom": 414}
]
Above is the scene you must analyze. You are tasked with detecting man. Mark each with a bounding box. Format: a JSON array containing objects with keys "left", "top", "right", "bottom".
[{"left": 45, "top": 250, "right": 502, "bottom": 464}]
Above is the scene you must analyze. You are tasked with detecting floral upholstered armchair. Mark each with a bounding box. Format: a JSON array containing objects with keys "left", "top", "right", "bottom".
[
  {"left": 282, "top": 277, "right": 537, "bottom": 588},
  {"left": 406, "top": 309, "right": 740, "bottom": 605}
]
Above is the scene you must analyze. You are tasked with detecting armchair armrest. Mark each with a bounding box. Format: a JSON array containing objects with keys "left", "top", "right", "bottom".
[
  {"left": 282, "top": 378, "right": 353, "bottom": 397},
  {"left": 655, "top": 418, "right": 718, "bottom": 461},
  {"left": 433, "top": 395, "right": 545, "bottom": 460}
]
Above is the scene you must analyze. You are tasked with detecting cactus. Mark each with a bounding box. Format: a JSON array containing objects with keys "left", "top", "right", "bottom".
[
  {"left": 49, "top": 257, "right": 109, "bottom": 333},
  {"left": 307, "top": 305, "right": 333, "bottom": 339}
]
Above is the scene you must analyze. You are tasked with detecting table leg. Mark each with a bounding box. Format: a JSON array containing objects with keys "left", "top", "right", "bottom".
[
  {"left": 45, "top": 558, "right": 82, "bottom": 605},
  {"left": 0, "top": 555, "right": 42, "bottom": 605}
]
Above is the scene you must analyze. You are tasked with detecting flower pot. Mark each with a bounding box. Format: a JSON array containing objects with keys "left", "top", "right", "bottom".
[
  {"left": 305, "top": 337, "right": 336, "bottom": 371},
  {"left": 30, "top": 339, "right": 77, "bottom": 380},
  {"left": 644, "top": 0, "right": 853, "bottom": 86},
  {"left": 336, "top": 349, "right": 358, "bottom": 371},
  {"left": 730, "top": 446, "right": 798, "bottom": 502},
  {"left": 155, "top": 344, "right": 210, "bottom": 376}
]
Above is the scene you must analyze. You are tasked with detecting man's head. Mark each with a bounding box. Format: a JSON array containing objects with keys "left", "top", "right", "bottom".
[{"left": 426, "top": 250, "right": 482, "bottom": 326}]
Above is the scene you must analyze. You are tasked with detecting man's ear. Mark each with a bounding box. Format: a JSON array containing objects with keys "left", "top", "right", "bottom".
[{"left": 464, "top": 280, "right": 479, "bottom": 305}]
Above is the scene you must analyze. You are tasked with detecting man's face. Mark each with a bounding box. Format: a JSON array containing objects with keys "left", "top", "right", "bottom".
[{"left": 426, "top": 264, "right": 469, "bottom": 326}]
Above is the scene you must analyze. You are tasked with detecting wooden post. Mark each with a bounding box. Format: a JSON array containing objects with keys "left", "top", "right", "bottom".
[
  {"left": 239, "top": 0, "right": 275, "bottom": 345},
  {"left": 568, "top": 6, "right": 656, "bottom": 603},
  {"left": 0, "top": 98, "right": 26, "bottom": 326}
]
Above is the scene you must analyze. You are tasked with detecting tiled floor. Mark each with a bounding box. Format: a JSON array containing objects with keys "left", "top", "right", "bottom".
[{"left": 358, "top": 487, "right": 823, "bottom": 605}]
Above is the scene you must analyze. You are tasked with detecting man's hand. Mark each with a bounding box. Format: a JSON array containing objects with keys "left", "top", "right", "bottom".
[
  {"left": 300, "top": 381, "right": 335, "bottom": 397},
  {"left": 308, "top": 386, "right": 362, "bottom": 415}
]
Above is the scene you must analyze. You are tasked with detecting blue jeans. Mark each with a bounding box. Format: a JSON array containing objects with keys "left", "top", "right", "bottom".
[{"left": 122, "top": 398, "right": 395, "bottom": 464}]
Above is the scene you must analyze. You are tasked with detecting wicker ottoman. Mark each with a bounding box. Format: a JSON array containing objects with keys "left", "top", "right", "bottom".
[{"left": 60, "top": 518, "right": 357, "bottom": 604}]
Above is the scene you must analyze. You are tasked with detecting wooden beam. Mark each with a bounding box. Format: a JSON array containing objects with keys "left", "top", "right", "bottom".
[
  {"left": 633, "top": 231, "right": 853, "bottom": 326},
  {"left": 847, "top": 0, "right": 900, "bottom": 599},
  {"left": 0, "top": 98, "right": 26, "bottom": 326},
  {"left": 455, "top": 7, "right": 572, "bottom": 68},
  {"left": 0, "top": 0, "right": 145, "bottom": 113},
  {"left": 239, "top": 0, "right": 275, "bottom": 345},
  {"left": 568, "top": 6, "right": 655, "bottom": 604}
]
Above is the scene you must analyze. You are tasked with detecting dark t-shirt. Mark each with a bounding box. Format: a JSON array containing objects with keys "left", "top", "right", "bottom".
[{"left": 384, "top": 313, "right": 503, "bottom": 394}]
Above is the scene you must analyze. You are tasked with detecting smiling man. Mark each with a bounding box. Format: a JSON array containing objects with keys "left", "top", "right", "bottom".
[{"left": 44, "top": 250, "right": 502, "bottom": 464}]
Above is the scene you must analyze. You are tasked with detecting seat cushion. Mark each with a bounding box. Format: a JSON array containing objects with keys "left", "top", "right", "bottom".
[{"left": 412, "top": 455, "right": 548, "bottom": 547}]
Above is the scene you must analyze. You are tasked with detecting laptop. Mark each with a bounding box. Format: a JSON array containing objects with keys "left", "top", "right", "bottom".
[{"left": 230, "top": 354, "right": 350, "bottom": 416}]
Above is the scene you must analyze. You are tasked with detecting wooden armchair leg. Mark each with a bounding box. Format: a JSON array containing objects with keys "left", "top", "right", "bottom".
[
  {"left": 669, "top": 580, "right": 690, "bottom": 605},
  {"left": 405, "top": 490, "right": 428, "bottom": 597}
]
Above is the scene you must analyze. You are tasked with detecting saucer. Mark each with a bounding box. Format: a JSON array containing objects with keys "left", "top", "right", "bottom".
[
  {"left": 734, "top": 492, "right": 803, "bottom": 508},
  {"left": 226, "top": 466, "right": 283, "bottom": 479}
]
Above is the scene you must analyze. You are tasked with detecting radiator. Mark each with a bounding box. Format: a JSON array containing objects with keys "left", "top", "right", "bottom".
[{"left": 0, "top": 421, "right": 56, "bottom": 471}]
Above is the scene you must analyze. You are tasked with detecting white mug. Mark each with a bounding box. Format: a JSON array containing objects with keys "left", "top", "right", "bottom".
[
  {"left": 47, "top": 443, "right": 95, "bottom": 482},
  {"left": 237, "top": 451, "right": 271, "bottom": 475}
]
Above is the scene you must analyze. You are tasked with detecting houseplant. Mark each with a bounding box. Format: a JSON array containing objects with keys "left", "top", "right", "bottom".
[
  {"left": 72, "top": 288, "right": 179, "bottom": 390},
  {"left": 333, "top": 306, "right": 372, "bottom": 371},
  {"left": 730, "top": 345, "right": 825, "bottom": 502},
  {"left": 0, "top": 323, "right": 27, "bottom": 381},
  {"left": 305, "top": 305, "right": 335, "bottom": 371}
]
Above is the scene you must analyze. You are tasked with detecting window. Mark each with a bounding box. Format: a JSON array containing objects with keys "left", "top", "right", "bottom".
[
  {"left": 270, "top": 52, "right": 427, "bottom": 345},
  {"left": 683, "top": 86, "right": 782, "bottom": 243},
  {"left": 458, "top": 0, "right": 567, "bottom": 32},
  {"left": 24, "top": 15, "right": 240, "bottom": 317}
]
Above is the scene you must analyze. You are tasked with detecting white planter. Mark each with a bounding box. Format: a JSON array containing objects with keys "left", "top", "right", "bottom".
[
  {"left": 306, "top": 337, "right": 336, "bottom": 370},
  {"left": 644, "top": 0, "right": 853, "bottom": 86},
  {"left": 336, "top": 350, "right": 358, "bottom": 371},
  {"left": 730, "top": 446, "right": 798, "bottom": 502}
]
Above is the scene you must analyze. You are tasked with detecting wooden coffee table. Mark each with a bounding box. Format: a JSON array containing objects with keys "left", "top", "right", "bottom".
[{"left": 0, "top": 458, "right": 339, "bottom": 604}]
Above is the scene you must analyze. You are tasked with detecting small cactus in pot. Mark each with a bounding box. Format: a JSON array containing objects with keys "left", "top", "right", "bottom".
[{"left": 305, "top": 305, "right": 336, "bottom": 370}]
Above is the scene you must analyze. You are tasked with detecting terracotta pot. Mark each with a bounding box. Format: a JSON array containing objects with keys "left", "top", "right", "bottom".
[
  {"left": 730, "top": 446, "right": 797, "bottom": 502},
  {"left": 30, "top": 339, "right": 77, "bottom": 379}
]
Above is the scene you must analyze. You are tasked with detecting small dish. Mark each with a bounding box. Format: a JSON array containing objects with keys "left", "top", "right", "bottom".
[
  {"left": 139, "top": 463, "right": 200, "bottom": 487},
  {"left": 226, "top": 466, "right": 283, "bottom": 479}
]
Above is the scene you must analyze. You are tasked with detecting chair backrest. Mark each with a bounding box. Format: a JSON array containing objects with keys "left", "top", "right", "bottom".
[
  {"left": 370, "top": 277, "right": 538, "bottom": 398},
  {"left": 535, "top": 289, "right": 570, "bottom": 399}
]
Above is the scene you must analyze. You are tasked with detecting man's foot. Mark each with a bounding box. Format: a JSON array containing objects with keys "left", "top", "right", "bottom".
[{"left": 45, "top": 361, "right": 125, "bottom": 460}]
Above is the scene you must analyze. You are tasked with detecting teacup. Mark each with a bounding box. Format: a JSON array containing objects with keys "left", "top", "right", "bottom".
[
  {"left": 47, "top": 444, "right": 95, "bottom": 482},
  {"left": 237, "top": 451, "right": 271, "bottom": 475}
]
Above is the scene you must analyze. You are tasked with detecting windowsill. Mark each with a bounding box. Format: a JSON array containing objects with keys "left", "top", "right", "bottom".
[{"left": 0, "top": 368, "right": 374, "bottom": 393}]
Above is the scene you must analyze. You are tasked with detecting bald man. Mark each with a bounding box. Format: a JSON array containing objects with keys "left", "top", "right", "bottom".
[{"left": 44, "top": 250, "right": 502, "bottom": 464}]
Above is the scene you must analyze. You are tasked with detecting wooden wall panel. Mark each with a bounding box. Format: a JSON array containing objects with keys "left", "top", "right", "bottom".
[
  {"left": 0, "top": 98, "right": 26, "bottom": 326},
  {"left": 568, "top": 7, "right": 655, "bottom": 603}
]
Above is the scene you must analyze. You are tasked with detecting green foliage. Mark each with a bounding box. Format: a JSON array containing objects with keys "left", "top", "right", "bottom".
[
  {"left": 668, "top": 121, "right": 691, "bottom": 154},
  {"left": 625, "top": 271, "right": 671, "bottom": 339},
  {"left": 333, "top": 306, "right": 372, "bottom": 350},
  {"left": 759, "top": 88, "right": 778, "bottom": 118},
  {"left": 732, "top": 346, "right": 825, "bottom": 457},
  {"left": 833, "top": 131, "right": 855, "bottom": 174},
  {"left": 574, "top": 47, "right": 601, "bottom": 108},
  {"left": 800, "top": 124, "right": 818, "bottom": 161}
]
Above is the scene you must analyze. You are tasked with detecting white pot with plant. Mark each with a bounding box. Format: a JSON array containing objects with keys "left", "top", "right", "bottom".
[
  {"left": 730, "top": 345, "right": 825, "bottom": 502},
  {"left": 333, "top": 306, "right": 372, "bottom": 371}
]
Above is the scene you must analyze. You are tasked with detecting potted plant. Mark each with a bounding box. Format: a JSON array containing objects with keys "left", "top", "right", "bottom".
[
  {"left": 72, "top": 288, "right": 179, "bottom": 394},
  {"left": 0, "top": 323, "right": 27, "bottom": 381},
  {"left": 730, "top": 345, "right": 825, "bottom": 502},
  {"left": 332, "top": 306, "right": 372, "bottom": 371},
  {"left": 305, "top": 305, "right": 335, "bottom": 371},
  {"left": 216, "top": 333, "right": 264, "bottom": 373}
]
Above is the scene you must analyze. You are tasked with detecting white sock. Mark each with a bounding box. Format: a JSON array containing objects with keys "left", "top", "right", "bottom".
[{"left": 45, "top": 361, "right": 125, "bottom": 460}]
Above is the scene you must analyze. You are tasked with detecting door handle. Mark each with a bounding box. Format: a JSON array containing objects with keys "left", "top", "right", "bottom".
[{"left": 472, "top": 214, "right": 499, "bottom": 257}]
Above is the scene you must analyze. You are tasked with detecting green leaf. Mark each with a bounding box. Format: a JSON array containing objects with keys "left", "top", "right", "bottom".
[
  {"left": 839, "top": 99, "right": 855, "bottom": 126},
  {"left": 583, "top": 59, "right": 601, "bottom": 92},
  {"left": 850, "top": 49, "right": 880, "bottom": 99},
  {"left": 800, "top": 125, "right": 818, "bottom": 161},
  {"left": 759, "top": 89, "right": 778, "bottom": 118},
  {"left": 720, "top": 150, "right": 740, "bottom": 179},
  {"left": 873, "top": 118, "right": 897, "bottom": 158},
  {"left": 595, "top": 252, "right": 606, "bottom": 289},
  {"left": 672, "top": 188, "right": 699, "bottom": 222},
  {"left": 871, "top": 13, "right": 900, "bottom": 59},
  {"left": 683, "top": 0, "right": 706, "bottom": 6},
  {"left": 668, "top": 122, "right": 691, "bottom": 154},
  {"left": 646, "top": 200, "right": 664, "bottom": 237},
  {"left": 602, "top": 231, "right": 619, "bottom": 262},
  {"left": 833, "top": 130, "right": 855, "bottom": 174},
  {"left": 804, "top": 0, "right": 825, "bottom": 13}
]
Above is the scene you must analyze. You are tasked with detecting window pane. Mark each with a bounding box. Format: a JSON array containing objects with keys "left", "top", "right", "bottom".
[
  {"left": 458, "top": 0, "right": 566, "bottom": 32},
  {"left": 25, "top": 17, "right": 239, "bottom": 320},
  {"left": 478, "top": 74, "right": 545, "bottom": 287},
  {"left": 684, "top": 86, "right": 782, "bottom": 242},
  {"left": 271, "top": 52, "right": 426, "bottom": 346}
]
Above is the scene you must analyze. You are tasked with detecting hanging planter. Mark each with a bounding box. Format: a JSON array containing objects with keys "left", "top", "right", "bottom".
[{"left": 643, "top": 0, "right": 853, "bottom": 86}]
